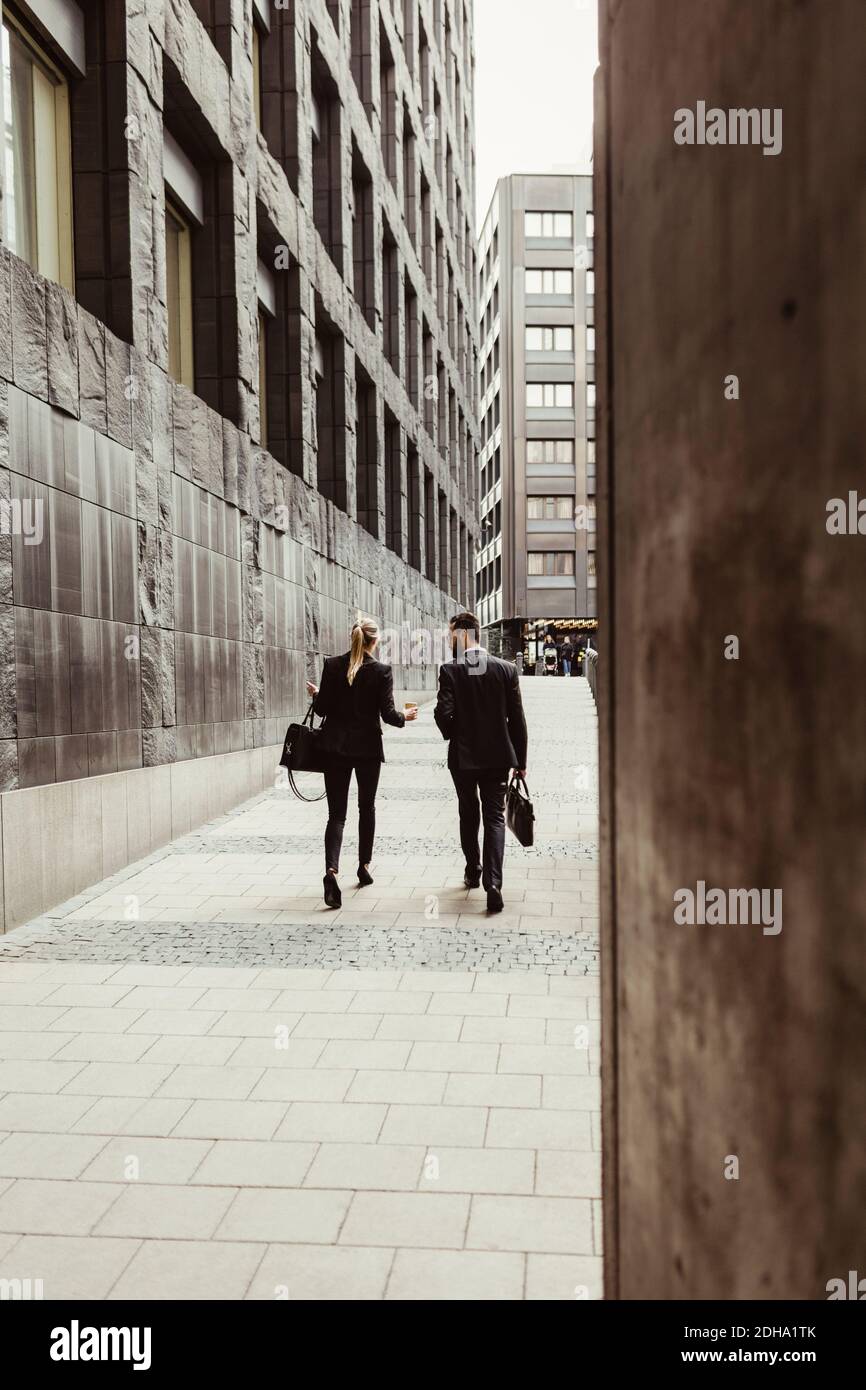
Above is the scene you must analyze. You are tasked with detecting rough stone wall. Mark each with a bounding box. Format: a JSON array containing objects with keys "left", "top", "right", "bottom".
[
  {"left": 0, "top": 0, "right": 479, "bottom": 792},
  {"left": 596, "top": 0, "right": 866, "bottom": 1299}
]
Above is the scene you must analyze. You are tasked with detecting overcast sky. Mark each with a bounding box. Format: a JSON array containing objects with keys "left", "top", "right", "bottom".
[{"left": 473, "top": 0, "right": 599, "bottom": 229}]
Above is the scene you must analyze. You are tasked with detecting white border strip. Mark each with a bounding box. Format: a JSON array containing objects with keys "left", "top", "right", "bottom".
[
  {"left": 257, "top": 258, "right": 276, "bottom": 317},
  {"left": 164, "top": 129, "right": 205, "bottom": 226},
  {"left": 26, "top": 0, "right": 86, "bottom": 75}
]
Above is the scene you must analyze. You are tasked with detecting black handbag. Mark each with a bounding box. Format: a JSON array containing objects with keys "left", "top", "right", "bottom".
[
  {"left": 279, "top": 701, "right": 327, "bottom": 802},
  {"left": 506, "top": 772, "right": 535, "bottom": 847}
]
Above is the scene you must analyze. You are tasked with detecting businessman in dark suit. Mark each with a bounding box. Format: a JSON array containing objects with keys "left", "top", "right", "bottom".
[{"left": 434, "top": 612, "right": 528, "bottom": 913}]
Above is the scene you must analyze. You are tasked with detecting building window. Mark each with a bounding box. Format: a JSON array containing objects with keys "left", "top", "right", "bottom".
[
  {"left": 257, "top": 309, "right": 268, "bottom": 444},
  {"left": 481, "top": 499, "right": 501, "bottom": 542},
  {"left": 526, "top": 326, "right": 573, "bottom": 352},
  {"left": 528, "top": 496, "right": 573, "bottom": 521},
  {"left": 525, "top": 268, "right": 573, "bottom": 295},
  {"left": 586, "top": 270, "right": 595, "bottom": 296},
  {"left": 525, "top": 211, "right": 573, "bottom": 238},
  {"left": 252, "top": 20, "right": 263, "bottom": 129},
  {"left": 380, "top": 20, "right": 397, "bottom": 184},
  {"left": 163, "top": 125, "right": 206, "bottom": 393},
  {"left": 586, "top": 326, "right": 596, "bottom": 352},
  {"left": 311, "top": 91, "right": 320, "bottom": 144},
  {"left": 527, "top": 439, "right": 575, "bottom": 465},
  {"left": 527, "top": 551, "right": 575, "bottom": 576},
  {"left": 588, "top": 552, "right": 597, "bottom": 579},
  {"left": 256, "top": 253, "right": 276, "bottom": 448},
  {"left": 2, "top": 11, "right": 74, "bottom": 289},
  {"left": 351, "top": 140, "right": 375, "bottom": 329},
  {"left": 165, "top": 195, "right": 194, "bottom": 389},
  {"left": 527, "top": 383, "right": 574, "bottom": 408},
  {"left": 251, "top": 2, "right": 272, "bottom": 126}
]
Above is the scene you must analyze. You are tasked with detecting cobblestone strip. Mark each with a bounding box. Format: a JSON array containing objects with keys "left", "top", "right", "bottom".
[
  {"left": 165, "top": 830, "right": 599, "bottom": 861},
  {"left": 0, "top": 919, "right": 599, "bottom": 973}
]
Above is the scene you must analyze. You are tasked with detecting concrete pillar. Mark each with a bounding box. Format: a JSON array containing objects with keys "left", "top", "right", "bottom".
[{"left": 596, "top": 0, "right": 866, "bottom": 1300}]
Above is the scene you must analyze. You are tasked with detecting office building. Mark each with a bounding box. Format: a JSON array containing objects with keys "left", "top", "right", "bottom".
[{"left": 476, "top": 172, "right": 595, "bottom": 663}]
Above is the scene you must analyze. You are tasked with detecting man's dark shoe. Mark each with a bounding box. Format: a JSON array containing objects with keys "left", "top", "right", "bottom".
[
  {"left": 486, "top": 888, "right": 503, "bottom": 914},
  {"left": 464, "top": 869, "right": 481, "bottom": 889}
]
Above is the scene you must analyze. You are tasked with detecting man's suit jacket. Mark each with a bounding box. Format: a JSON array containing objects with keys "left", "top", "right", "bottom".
[
  {"left": 434, "top": 648, "right": 528, "bottom": 772},
  {"left": 313, "top": 653, "right": 405, "bottom": 761}
]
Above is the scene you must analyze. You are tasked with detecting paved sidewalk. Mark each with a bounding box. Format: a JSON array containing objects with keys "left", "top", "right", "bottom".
[{"left": 0, "top": 676, "right": 600, "bottom": 1300}]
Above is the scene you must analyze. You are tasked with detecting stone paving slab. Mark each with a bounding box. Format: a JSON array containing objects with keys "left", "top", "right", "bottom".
[{"left": 0, "top": 679, "right": 601, "bottom": 1300}]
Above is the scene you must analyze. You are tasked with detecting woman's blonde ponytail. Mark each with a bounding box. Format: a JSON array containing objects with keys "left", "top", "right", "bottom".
[{"left": 347, "top": 617, "right": 379, "bottom": 685}]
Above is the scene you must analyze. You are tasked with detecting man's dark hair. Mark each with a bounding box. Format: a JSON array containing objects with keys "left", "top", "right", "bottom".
[{"left": 450, "top": 612, "right": 481, "bottom": 641}]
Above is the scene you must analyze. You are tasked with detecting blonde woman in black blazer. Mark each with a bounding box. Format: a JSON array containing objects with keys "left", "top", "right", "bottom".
[{"left": 306, "top": 617, "right": 417, "bottom": 908}]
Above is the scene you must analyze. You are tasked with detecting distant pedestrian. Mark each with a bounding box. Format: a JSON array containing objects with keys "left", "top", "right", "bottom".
[
  {"left": 560, "top": 638, "right": 574, "bottom": 677},
  {"left": 542, "top": 639, "right": 558, "bottom": 676}
]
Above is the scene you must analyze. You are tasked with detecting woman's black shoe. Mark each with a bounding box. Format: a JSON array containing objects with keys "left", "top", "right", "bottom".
[
  {"left": 357, "top": 866, "right": 374, "bottom": 887},
  {"left": 323, "top": 874, "right": 342, "bottom": 909}
]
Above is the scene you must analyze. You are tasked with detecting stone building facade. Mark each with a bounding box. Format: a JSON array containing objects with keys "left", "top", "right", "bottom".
[{"left": 0, "top": 0, "right": 478, "bottom": 928}]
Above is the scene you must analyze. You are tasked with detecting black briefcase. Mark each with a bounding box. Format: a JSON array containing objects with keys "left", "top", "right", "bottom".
[
  {"left": 279, "top": 702, "right": 327, "bottom": 801},
  {"left": 506, "top": 773, "right": 535, "bottom": 847}
]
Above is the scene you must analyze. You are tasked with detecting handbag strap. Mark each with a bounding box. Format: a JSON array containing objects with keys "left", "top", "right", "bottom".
[
  {"left": 302, "top": 700, "right": 317, "bottom": 729},
  {"left": 287, "top": 768, "right": 327, "bottom": 803},
  {"left": 509, "top": 771, "right": 530, "bottom": 800}
]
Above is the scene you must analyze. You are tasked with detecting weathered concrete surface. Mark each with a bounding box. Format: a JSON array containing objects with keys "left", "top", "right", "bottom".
[{"left": 595, "top": 0, "right": 866, "bottom": 1299}]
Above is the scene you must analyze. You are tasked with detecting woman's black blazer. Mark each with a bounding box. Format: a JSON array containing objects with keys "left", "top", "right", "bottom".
[{"left": 313, "top": 652, "right": 405, "bottom": 761}]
